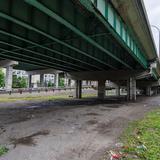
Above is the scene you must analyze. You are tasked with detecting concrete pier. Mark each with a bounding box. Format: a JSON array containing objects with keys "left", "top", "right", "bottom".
[
  {"left": 5, "top": 66, "right": 13, "bottom": 91},
  {"left": 127, "top": 77, "right": 136, "bottom": 101},
  {"left": 75, "top": 80, "right": 82, "bottom": 99},
  {"left": 98, "top": 80, "right": 106, "bottom": 99}
]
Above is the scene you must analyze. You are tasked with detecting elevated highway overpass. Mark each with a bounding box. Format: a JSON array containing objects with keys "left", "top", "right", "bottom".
[{"left": 0, "top": 0, "right": 160, "bottom": 100}]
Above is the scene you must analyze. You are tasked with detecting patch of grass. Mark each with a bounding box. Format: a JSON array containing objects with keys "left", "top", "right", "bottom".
[
  {"left": 0, "top": 146, "right": 8, "bottom": 156},
  {"left": 0, "top": 95, "right": 70, "bottom": 102},
  {"left": 82, "top": 93, "right": 97, "bottom": 98},
  {"left": 0, "top": 93, "right": 97, "bottom": 102},
  {"left": 121, "top": 109, "right": 160, "bottom": 160}
]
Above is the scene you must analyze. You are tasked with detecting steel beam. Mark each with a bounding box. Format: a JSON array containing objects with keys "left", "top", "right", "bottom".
[
  {"left": 0, "top": 12, "right": 112, "bottom": 70},
  {"left": 0, "top": 41, "right": 87, "bottom": 71},
  {"left": 0, "top": 53, "right": 70, "bottom": 72},
  {"left": 0, "top": 47, "right": 79, "bottom": 71},
  {"left": 0, "top": 30, "right": 100, "bottom": 70},
  {"left": 25, "top": 0, "right": 133, "bottom": 69},
  {"left": 0, "top": 48, "right": 75, "bottom": 72}
]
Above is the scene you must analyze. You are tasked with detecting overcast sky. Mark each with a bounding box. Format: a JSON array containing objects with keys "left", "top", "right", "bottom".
[{"left": 144, "top": 0, "right": 160, "bottom": 53}]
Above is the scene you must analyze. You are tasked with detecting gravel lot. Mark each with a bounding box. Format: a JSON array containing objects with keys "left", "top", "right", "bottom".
[{"left": 0, "top": 96, "right": 160, "bottom": 160}]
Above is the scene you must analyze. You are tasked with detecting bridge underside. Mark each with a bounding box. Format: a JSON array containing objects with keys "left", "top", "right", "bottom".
[
  {"left": 0, "top": 0, "right": 150, "bottom": 73},
  {"left": 0, "top": 0, "right": 160, "bottom": 101}
]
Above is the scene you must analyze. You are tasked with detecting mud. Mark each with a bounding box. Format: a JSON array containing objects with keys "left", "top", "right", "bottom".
[{"left": 10, "top": 130, "right": 50, "bottom": 147}]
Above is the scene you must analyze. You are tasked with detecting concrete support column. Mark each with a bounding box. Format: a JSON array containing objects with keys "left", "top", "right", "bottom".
[
  {"left": 75, "top": 80, "right": 82, "bottom": 99},
  {"left": 98, "top": 80, "right": 106, "bottom": 99},
  {"left": 5, "top": 66, "right": 13, "bottom": 91},
  {"left": 116, "top": 86, "right": 120, "bottom": 96},
  {"left": 68, "top": 79, "right": 71, "bottom": 87},
  {"left": 151, "top": 87, "right": 158, "bottom": 96},
  {"left": 155, "top": 88, "right": 158, "bottom": 95},
  {"left": 64, "top": 77, "right": 69, "bottom": 87},
  {"left": 64, "top": 77, "right": 67, "bottom": 86},
  {"left": 146, "top": 86, "right": 151, "bottom": 96},
  {"left": 86, "top": 80, "right": 89, "bottom": 86},
  {"left": 28, "top": 74, "right": 32, "bottom": 88},
  {"left": 55, "top": 73, "right": 59, "bottom": 88},
  {"left": 40, "top": 74, "right": 44, "bottom": 87},
  {"left": 127, "top": 77, "right": 136, "bottom": 101}
]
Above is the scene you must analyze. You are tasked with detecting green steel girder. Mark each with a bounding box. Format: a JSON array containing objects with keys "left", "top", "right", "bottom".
[
  {"left": 91, "top": 32, "right": 136, "bottom": 68},
  {"left": 15, "top": 63, "right": 46, "bottom": 71},
  {"left": 0, "top": 41, "right": 89, "bottom": 71},
  {"left": 24, "top": 0, "right": 133, "bottom": 70},
  {"left": 0, "top": 49, "right": 71, "bottom": 72},
  {"left": 79, "top": 0, "right": 148, "bottom": 69},
  {"left": 0, "top": 47, "right": 79, "bottom": 71},
  {"left": 0, "top": 30, "right": 101, "bottom": 71},
  {"left": 0, "top": 12, "right": 115, "bottom": 70}
]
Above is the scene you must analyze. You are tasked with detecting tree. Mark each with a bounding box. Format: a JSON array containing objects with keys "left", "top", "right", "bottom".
[
  {"left": 19, "top": 77, "right": 27, "bottom": 88},
  {"left": 0, "top": 69, "right": 5, "bottom": 88},
  {"left": 48, "top": 80, "right": 53, "bottom": 87},
  {"left": 12, "top": 75, "right": 27, "bottom": 88},
  {"left": 59, "top": 78, "right": 64, "bottom": 87}
]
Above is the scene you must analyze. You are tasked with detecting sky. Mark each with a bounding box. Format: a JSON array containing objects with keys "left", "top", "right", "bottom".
[{"left": 144, "top": 0, "right": 160, "bottom": 53}]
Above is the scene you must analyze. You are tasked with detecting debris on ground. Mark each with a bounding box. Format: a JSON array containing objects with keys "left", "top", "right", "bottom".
[
  {"left": 104, "top": 141, "right": 148, "bottom": 159},
  {"left": 136, "top": 144, "right": 147, "bottom": 151},
  {"left": 115, "top": 143, "right": 124, "bottom": 148},
  {"left": 109, "top": 150, "right": 123, "bottom": 159}
]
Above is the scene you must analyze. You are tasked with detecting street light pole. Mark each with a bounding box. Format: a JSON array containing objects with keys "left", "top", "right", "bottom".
[{"left": 151, "top": 25, "right": 160, "bottom": 58}]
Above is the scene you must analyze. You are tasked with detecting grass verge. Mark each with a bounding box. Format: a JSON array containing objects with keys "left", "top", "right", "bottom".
[
  {"left": 120, "top": 109, "right": 160, "bottom": 159},
  {"left": 0, "top": 146, "right": 8, "bottom": 156},
  {"left": 0, "top": 95, "right": 70, "bottom": 102},
  {"left": 0, "top": 93, "right": 97, "bottom": 102}
]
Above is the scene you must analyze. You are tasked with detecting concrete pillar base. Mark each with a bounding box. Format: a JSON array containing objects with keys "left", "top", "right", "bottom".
[
  {"left": 5, "top": 66, "right": 13, "bottom": 91},
  {"left": 98, "top": 80, "right": 106, "bottom": 99},
  {"left": 55, "top": 73, "right": 59, "bottom": 88},
  {"left": 64, "top": 77, "right": 69, "bottom": 87},
  {"left": 146, "top": 86, "right": 151, "bottom": 96},
  {"left": 40, "top": 74, "right": 44, "bottom": 87},
  {"left": 68, "top": 79, "right": 71, "bottom": 87},
  {"left": 116, "top": 86, "right": 120, "bottom": 96},
  {"left": 28, "top": 75, "right": 32, "bottom": 88},
  {"left": 154, "top": 88, "right": 158, "bottom": 96},
  {"left": 127, "top": 77, "right": 136, "bottom": 101},
  {"left": 75, "top": 80, "right": 82, "bottom": 99}
]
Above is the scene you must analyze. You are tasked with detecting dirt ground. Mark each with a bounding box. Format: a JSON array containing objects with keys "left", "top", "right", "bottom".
[{"left": 0, "top": 96, "right": 160, "bottom": 160}]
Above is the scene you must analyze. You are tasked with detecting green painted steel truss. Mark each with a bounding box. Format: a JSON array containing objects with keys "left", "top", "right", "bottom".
[{"left": 0, "top": 0, "right": 153, "bottom": 73}]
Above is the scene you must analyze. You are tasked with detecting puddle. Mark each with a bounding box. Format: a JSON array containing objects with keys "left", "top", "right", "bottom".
[
  {"left": 86, "top": 120, "right": 98, "bottom": 125},
  {"left": 26, "top": 106, "right": 41, "bottom": 109},
  {"left": 103, "top": 104, "right": 120, "bottom": 108},
  {"left": 84, "top": 113, "right": 100, "bottom": 116},
  {"left": 10, "top": 130, "right": 50, "bottom": 147},
  {"left": 8, "top": 116, "right": 31, "bottom": 124},
  {"left": 100, "top": 108, "right": 112, "bottom": 111}
]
